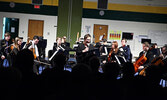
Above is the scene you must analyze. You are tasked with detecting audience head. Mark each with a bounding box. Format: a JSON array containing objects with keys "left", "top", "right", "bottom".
[
  {"left": 102, "top": 63, "right": 120, "bottom": 80},
  {"left": 51, "top": 52, "right": 67, "bottom": 70},
  {"left": 89, "top": 56, "right": 100, "bottom": 73},
  {"left": 72, "top": 63, "right": 92, "bottom": 82},
  {"left": 15, "top": 49, "right": 34, "bottom": 73}
]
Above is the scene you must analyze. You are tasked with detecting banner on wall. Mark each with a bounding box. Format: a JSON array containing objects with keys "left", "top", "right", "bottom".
[{"left": 109, "top": 30, "right": 122, "bottom": 40}]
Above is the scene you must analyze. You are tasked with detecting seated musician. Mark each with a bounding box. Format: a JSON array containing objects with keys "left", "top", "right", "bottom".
[
  {"left": 53, "top": 37, "right": 66, "bottom": 53},
  {"left": 0, "top": 32, "right": 13, "bottom": 67},
  {"left": 160, "top": 45, "right": 167, "bottom": 60},
  {"left": 107, "top": 41, "right": 120, "bottom": 63},
  {"left": 62, "top": 36, "right": 70, "bottom": 50},
  {"left": 10, "top": 37, "right": 22, "bottom": 66},
  {"left": 119, "top": 38, "right": 131, "bottom": 62},
  {"left": 99, "top": 39, "right": 108, "bottom": 56},
  {"left": 76, "top": 34, "right": 95, "bottom": 63},
  {"left": 137, "top": 42, "right": 154, "bottom": 71},
  {"left": 150, "top": 43, "right": 161, "bottom": 58}
]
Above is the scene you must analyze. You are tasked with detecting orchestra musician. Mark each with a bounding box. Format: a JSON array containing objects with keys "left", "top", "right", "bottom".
[
  {"left": 135, "top": 42, "right": 154, "bottom": 72},
  {"left": 76, "top": 34, "right": 95, "bottom": 63},
  {"left": 107, "top": 41, "right": 120, "bottom": 63},
  {"left": 10, "top": 37, "right": 22, "bottom": 67},
  {"left": 26, "top": 36, "right": 40, "bottom": 74},
  {"left": 119, "top": 38, "right": 131, "bottom": 62},
  {"left": 0, "top": 32, "right": 13, "bottom": 67},
  {"left": 61, "top": 36, "right": 70, "bottom": 50}
]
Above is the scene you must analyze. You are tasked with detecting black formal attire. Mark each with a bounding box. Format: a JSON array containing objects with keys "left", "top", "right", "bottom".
[
  {"left": 0, "top": 39, "right": 12, "bottom": 67},
  {"left": 119, "top": 45, "right": 131, "bottom": 62},
  {"left": 76, "top": 43, "right": 95, "bottom": 63},
  {"left": 10, "top": 45, "right": 21, "bottom": 67},
  {"left": 139, "top": 49, "right": 154, "bottom": 67}
]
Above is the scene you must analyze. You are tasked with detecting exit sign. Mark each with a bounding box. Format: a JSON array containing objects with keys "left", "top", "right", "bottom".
[{"left": 34, "top": 5, "right": 40, "bottom": 9}]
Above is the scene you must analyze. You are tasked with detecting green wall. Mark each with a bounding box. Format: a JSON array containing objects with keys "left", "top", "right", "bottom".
[
  {"left": 57, "top": 0, "right": 83, "bottom": 48},
  {"left": 0, "top": 1, "right": 167, "bottom": 24}
]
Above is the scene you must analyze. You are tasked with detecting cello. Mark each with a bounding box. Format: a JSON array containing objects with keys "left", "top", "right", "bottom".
[{"left": 133, "top": 52, "right": 147, "bottom": 73}]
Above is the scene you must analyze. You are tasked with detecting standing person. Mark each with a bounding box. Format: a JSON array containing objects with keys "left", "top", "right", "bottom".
[
  {"left": 0, "top": 32, "right": 13, "bottom": 67},
  {"left": 76, "top": 34, "right": 95, "bottom": 63},
  {"left": 10, "top": 37, "right": 22, "bottom": 67},
  {"left": 26, "top": 36, "right": 40, "bottom": 74},
  {"left": 119, "top": 38, "right": 131, "bottom": 62}
]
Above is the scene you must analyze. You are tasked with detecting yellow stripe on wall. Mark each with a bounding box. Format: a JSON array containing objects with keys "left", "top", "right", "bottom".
[
  {"left": 0, "top": 0, "right": 59, "bottom": 6},
  {"left": 0, "top": 0, "right": 31, "bottom": 4},
  {"left": 0, "top": 0, "right": 167, "bottom": 14},
  {"left": 83, "top": 1, "right": 97, "bottom": 9},
  {"left": 108, "top": 3, "right": 167, "bottom": 14},
  {"left": 43, "top": 0, "right": 58, "bottom": 6}
]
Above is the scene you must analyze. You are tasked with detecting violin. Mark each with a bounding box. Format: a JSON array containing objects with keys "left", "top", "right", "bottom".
[{"left": 108, "top": 49, "right": 113, "bottom": 62}]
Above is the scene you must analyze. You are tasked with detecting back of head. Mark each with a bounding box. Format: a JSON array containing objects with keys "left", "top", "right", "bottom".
[
  {"left": 51, "top": 52, "right": 67, "bottom": 70},
  {"left": 14, "top": 49, "right": 34, "bottom": 73},
  {"left": 89, "top": 56, "right": 100, "bottom": 72},
  {"left": 102, "top": 63, "right": 120, "bottom": 79},
  {"left": 72, "top": 63, "right": 92, "bottom": 82}
]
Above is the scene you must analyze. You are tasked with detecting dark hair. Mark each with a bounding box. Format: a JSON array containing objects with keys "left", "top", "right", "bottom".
[
  {"left": 33, "top": 36, "right": 39, "bottom": 40},
  {"left": 84, "top": 34, "right": 91, "bottom": 40},
  {"left": 102, "top": 39, "right": 107, "bottom": 42},
  {"left": 121, "top": 38, "right": 127, "bottom": 43},
  {"left": 4, "top": 32, "right": 11, "bottom": 37}
]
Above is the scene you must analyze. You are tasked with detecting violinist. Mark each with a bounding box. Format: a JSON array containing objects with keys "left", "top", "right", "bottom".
[
  {"left": 107, "top": 41, "right": 120, "bottom": 63},
  {"left": 76, "top": 34, "right": 94, "bottom": 63},
  {"left": 136, "top": 42, "right": 154, "bottom": 71},
  {"left": 10, "top": 37, "right": 22, "bottom": 66},
  {"left": 0, "top": 32, "right": 13, "bottom": 67}
]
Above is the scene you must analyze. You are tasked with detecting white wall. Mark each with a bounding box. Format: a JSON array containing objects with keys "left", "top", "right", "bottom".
[
  {"left": 81, "top": 18, "right": 167, "bottom": 57},
  {"left": 0, "top": 12, "right": 57, "bottom": 57},
  {"left": 1, "top": 12, "right": 167, "bottom": 58}
]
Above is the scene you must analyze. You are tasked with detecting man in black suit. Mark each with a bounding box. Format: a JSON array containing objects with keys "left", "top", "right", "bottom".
[
  {"left": 138, "top": 42, "right": 154, "bottom": 70},
  {"left": 76, "top": 34, "right": 95, "bottom": 63},
  {"left": 0, "top": 32, "right": 13, "bottom": 67}
]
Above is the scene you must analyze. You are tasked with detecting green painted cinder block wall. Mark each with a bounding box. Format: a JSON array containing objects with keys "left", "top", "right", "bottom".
[{"left": 57, "top": 0, "right": 83, "bottom": 48}]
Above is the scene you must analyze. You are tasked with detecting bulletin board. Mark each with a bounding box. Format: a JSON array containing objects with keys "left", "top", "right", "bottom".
[{"left": 148, "top": 30, "right": 167, "bottom": 46}]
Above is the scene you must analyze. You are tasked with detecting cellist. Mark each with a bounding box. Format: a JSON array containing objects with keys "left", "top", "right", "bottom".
[
  {"left": 134, "top": 42, "right": 154, "bottom": 72},
  {"left": 27, "top": 36, "right": 40, "bottom": 74}
]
